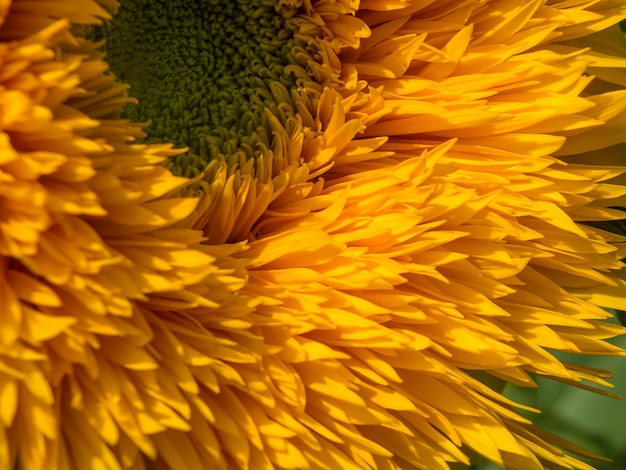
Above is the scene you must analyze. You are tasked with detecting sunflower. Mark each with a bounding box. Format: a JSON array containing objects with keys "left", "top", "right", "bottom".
[{"left": 2, "top": 0, "right": 626, "bottom": 469}]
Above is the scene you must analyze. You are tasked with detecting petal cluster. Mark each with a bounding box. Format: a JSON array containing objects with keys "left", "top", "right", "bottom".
[
  {"left": 0, "top": 2, "right": 243, "bottom": 468},
  {"left": 1, "top": 1, "right": 626, "bottom": 470}
]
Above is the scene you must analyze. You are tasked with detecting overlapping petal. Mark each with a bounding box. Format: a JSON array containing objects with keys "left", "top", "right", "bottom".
[
  {"left": 1, "top": 1, "right": 626, "bottom": 470},
  {"left": 0, "top": 2, "right": 245, "bottom": 468}
]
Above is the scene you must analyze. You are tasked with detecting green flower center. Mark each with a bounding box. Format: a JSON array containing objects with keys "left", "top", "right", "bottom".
[{"left": 97, "top": 0, "right": 308, "bottom": 177}]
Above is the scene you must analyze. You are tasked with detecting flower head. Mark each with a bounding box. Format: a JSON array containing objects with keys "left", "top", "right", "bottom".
[{"left": 1, "top": 1, "right": 626, "bottom": 469}]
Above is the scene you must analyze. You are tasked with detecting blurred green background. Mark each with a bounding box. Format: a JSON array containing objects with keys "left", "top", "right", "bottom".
[{"left": 477, "top": 311, "right": 626, "bottom": 470}]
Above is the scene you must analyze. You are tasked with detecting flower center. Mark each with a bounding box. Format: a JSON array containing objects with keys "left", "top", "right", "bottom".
[{"left": 97, "top": 0, "right": 304, "bottom": 176}]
